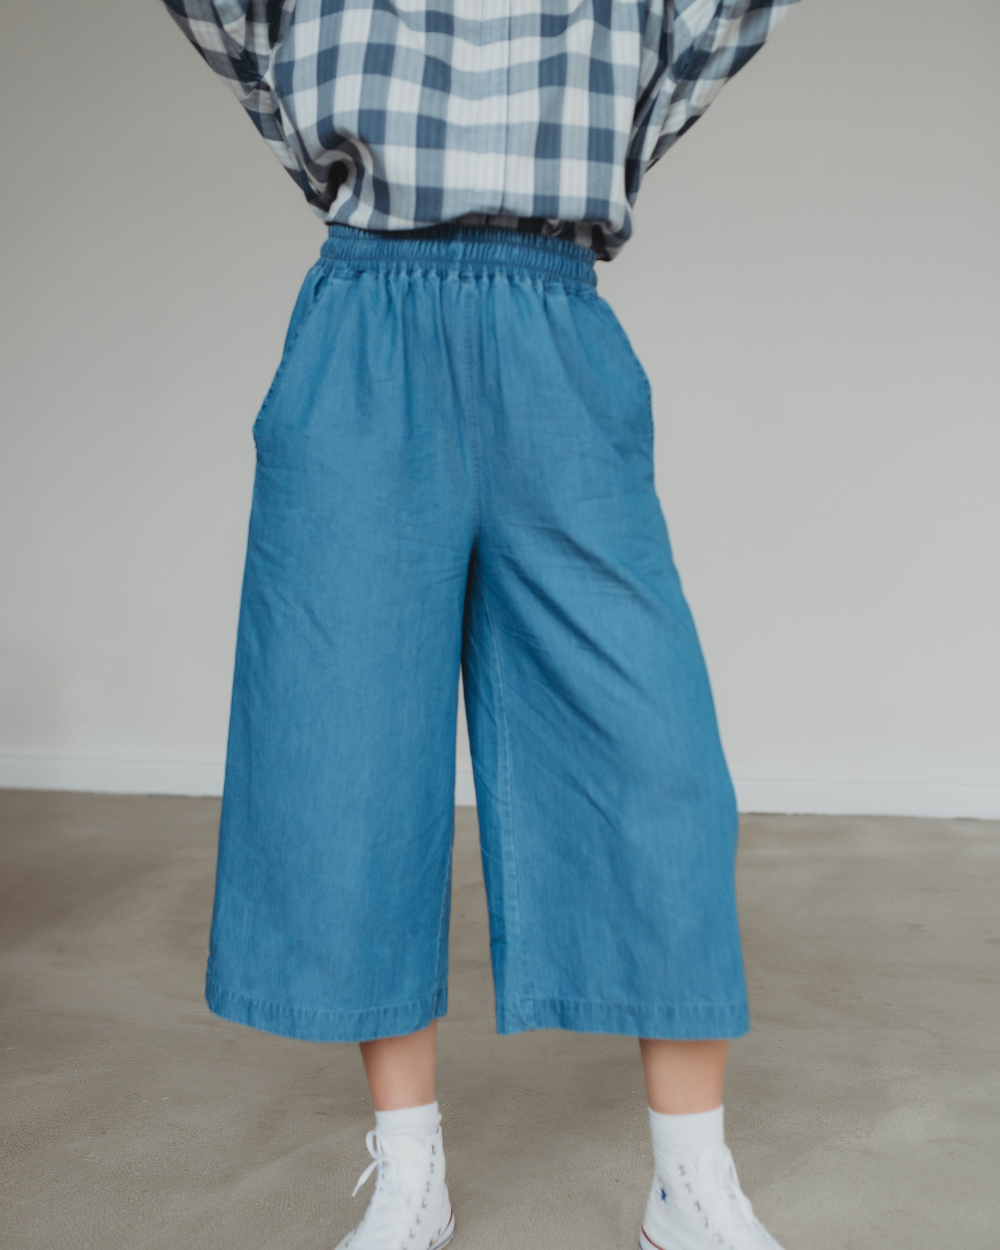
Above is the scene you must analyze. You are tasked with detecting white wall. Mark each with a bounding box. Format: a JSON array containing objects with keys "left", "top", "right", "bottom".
[{"left": 1, "top": 0, "right": 997, "bottom": 817}]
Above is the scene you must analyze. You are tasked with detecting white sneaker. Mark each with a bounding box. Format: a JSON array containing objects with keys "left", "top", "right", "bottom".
[
  {"left": 335, "top": 1125, "right": 455, "bottom": 1250},
  {"left": 640, "top": 1144, "right": 785, "bottom": 1250}
]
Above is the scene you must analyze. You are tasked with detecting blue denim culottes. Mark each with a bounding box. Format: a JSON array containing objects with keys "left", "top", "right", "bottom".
[{"left": 206, "top": 222, "right": 749, "bottom": 1043}]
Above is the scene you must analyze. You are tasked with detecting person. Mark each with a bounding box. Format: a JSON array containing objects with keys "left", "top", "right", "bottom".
[{"left": 162, "top": 1, "right": 801, "bottom": 1247}]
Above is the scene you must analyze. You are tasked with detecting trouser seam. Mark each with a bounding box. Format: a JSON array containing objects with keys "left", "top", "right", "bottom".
[
  {"left": 511, "top": 993, "right": 749, "bottom": 1011},
  {"left": 478, "top": 583, "right": 530, "bottom": 1008},
  {"left": 207, "top": 978, "right": 447, "bottom": 1021},
  {"left": 460, "top": 278, "right": 483, "bottom": 534},
  {"left": 430, "top": 812, "right": 455, "bottom": 996}
]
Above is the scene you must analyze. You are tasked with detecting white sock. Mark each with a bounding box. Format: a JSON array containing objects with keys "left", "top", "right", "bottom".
[
  {"left": 374, "top": 1100, "right": 442, "bottom": 1167},
  {"left": 649, "top": 1104, "right": 725, "bottom": 1163}
]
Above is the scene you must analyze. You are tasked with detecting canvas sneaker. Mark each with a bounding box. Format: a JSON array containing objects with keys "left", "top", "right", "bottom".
[
  {"left": 640, "top": 1143, "right": 785, "bottom": 1250},
  {"left": 335, "top": 1125, "right": 455, "bottom": 1250}
]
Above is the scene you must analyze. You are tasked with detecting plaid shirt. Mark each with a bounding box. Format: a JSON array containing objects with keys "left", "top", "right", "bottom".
[{"left": 163, "top": 0, "right": 799, "bottom": 260}]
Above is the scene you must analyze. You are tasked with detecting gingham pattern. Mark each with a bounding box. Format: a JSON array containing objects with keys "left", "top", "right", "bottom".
[{"left": 163, "top": 0, "right": 799, "bottom": 259}]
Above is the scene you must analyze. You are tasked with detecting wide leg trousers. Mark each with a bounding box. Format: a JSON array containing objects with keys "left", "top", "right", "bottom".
[{"left": 206, "top": 222, "right": 749, "bottom": 1042}]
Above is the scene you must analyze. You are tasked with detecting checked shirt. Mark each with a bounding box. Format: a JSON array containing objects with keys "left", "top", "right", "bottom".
[{"left": 163, "top": 0, "right": 799, "bottom": 259}]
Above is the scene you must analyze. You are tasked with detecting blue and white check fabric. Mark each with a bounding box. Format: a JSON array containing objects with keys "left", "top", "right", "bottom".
[{"left": 163, "top": 0, "right": 799, "bottom": 259}]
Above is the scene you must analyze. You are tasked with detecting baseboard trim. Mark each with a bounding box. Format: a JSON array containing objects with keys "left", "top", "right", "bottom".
[
  {"left": 732, "top": 771, "right": 1000, "bottom": 820},
  {"left": 458, "top": 768, "right": 1000, "bottom": 819},
  {"left": 0, "top": 753, "right": 226, "bottom": 798},
  {"left": 1, "top": 755, "right": 997, "bottom": 819},
  {"left": 454, "top": 769, "right": 477, "bottom": 808}
]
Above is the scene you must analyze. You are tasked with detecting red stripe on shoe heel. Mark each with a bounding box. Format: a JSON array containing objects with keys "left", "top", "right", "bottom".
[
  {"left": 431, "top": 1211, "right": 455, "bottom": 1249},
  {"left": 639, "top": 1227, "right": 669, "bottom": 1250}
]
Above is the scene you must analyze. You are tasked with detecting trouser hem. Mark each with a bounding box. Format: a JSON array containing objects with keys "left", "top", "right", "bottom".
[
  {"left": 496, "top": 996, "right": 749, "bottom": 1039},
  {"left": 205, "top": 978, "right": 449, "bottom": 1043}
]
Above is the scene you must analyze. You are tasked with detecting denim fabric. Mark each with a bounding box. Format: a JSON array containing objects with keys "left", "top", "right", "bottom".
[{"left": 207, "top": 221, "right": 749, "bottom": 1043}]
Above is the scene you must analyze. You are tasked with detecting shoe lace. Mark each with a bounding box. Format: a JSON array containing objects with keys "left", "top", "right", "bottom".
[
  {"left": 702, "top": 1146, "right": 764, "bottom": 1246},
  {"left": 719, "top": 1147, "right": 756, "bottom": 1211},
  {"left": 670, "top": 1147, "right": 763, "bottom": 1248},
  {"left": 349, "top": 1130, "right": 436, "bottom": 1250}
]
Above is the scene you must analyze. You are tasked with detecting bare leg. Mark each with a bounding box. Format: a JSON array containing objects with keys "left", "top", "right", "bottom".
[
  {"left": 639, "top": 1039, "right": 728, "bottom": 1114},
  {"left": 359, "top": 1021, "right": 438, "bottom": 1111},
  {"left": 346, "top": 1024, "right": 450, "bottom": 1248}
]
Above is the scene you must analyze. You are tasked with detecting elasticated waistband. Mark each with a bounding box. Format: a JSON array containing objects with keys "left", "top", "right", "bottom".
[{"left": 321, "top": 221, "right": 598, "bottom": 287}]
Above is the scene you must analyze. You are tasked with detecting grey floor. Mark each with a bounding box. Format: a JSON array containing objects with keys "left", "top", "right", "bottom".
[{"left": 1, "top": 792, "right": 998, "bottom": 1250}]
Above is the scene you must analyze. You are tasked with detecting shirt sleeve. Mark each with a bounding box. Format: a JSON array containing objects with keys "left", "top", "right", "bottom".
[
  {"left": 161, "top": 0, "right": 317, "bottom": 204},
  {"left": 649, "top": 0, "right": 801, "bottom": 167}
]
